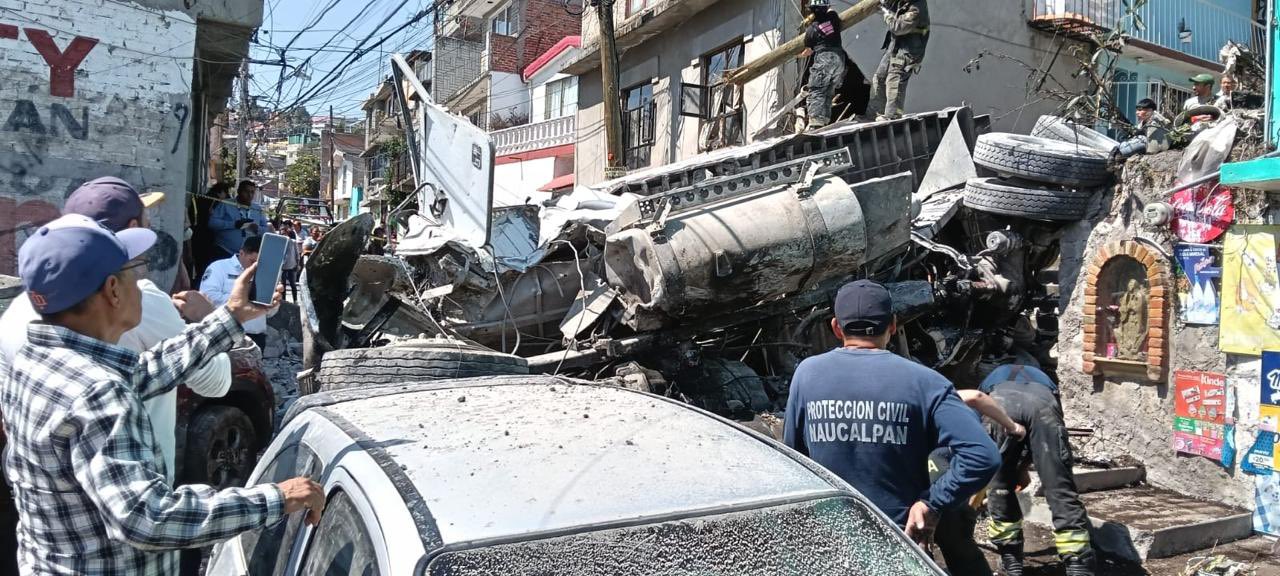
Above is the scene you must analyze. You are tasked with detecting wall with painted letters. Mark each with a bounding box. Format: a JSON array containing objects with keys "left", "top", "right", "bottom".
[{"left": 0, "top": 0, "right": 196, "bottom": 290}]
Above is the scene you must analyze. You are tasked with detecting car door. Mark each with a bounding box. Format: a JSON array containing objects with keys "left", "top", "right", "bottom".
[{"left": 205, "top": 439, "right": 321, "bottom": 576}]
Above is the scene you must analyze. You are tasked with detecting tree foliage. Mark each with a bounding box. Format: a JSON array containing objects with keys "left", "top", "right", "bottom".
[{"left": 285, "top": 154, "right": 322, "bottom": 198}]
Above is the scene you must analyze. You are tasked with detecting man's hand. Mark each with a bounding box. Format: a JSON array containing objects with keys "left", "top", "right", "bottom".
[
  {"left": 278, "top": 477, "right": 325, "bottom": 526},
  {"left": 172, "top": 290, "right": 215, "bottom": 322},
  {"left": 225, "top": 262, "right": 283, "bottom": 326},
  {"left": 904, "top": 500, "right": 938, "bottom": 545},
  {"left": 1008, "top": 422, "right": 1027, "bottom": 440}
]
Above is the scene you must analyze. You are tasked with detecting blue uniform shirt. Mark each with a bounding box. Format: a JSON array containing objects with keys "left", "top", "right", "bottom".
[
  {"left": 783, "top": 348, "right": 1000, "bottom": 524},
  {"left": 207, "top": 201, "right": 269, "bottom": 256}
]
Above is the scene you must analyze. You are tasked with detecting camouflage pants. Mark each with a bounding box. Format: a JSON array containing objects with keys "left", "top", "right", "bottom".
[
  {"left": 867, "top": 36, "right": 925, "bottom": 119},
  {"left": 806, "top": 51, "right": 845, "bottom": 126}
]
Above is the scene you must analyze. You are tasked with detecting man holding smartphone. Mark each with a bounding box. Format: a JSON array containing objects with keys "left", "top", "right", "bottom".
[{"left": 201, "top": 236, "right": 273, "bottom": 351}]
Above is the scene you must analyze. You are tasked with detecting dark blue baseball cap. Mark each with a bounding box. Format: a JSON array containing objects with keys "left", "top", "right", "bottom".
[
  {"left": 18, "top": 214, "right": 156, "bottom": 315},
  {"left": 834, "top": 279, "right": 894, "bottom": 336},
  {"left": 63, "top": 177, "right": 165, "bottom": 232}
]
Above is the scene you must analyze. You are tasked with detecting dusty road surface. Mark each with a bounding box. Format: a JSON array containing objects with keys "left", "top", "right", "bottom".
[{"left": 947, "top": 521, "right": 1280, "bottom": 576}]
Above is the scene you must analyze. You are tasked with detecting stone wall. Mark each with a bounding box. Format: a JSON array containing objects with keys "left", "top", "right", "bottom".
[
  {"left": 0, "top": 0, "right": 196, "bottom": 291},
  {"left": 1057, "top": 150, "right": 1272, "bottom": 509}
]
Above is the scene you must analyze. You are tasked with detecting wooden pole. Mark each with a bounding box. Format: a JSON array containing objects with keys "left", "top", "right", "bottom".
[
  {"left": 724, "top": 0, "right": 880, "bottom": 86},
  {"left": 597, "top": 0, "right": 626, "bottom": 178}
]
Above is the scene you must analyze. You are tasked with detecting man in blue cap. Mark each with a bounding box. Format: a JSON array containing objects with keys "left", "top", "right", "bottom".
[
  {"left": 783, "top": 279, "right": 999, "bottom": 544},
  {"left": 0, "top": 177, "right": 231, "bottom": 484},
  {"left": 1, "top": 214, "right": 325, "bottom": 575}
]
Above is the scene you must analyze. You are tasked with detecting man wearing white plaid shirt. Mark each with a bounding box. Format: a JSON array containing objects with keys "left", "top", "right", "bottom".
[{"left": 1, "top": 214, "right": 325, "bottom": 575}]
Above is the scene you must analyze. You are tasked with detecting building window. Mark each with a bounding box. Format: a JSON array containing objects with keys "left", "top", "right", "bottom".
[
  {"left": 622, "top": 83, "right": 655, "bottom": 170},
  {"left": 700, "top": 41, "right": 745, "bottom": 150},
  {"left": 492, "top": 2, "right": 519, "bottom": 36},
  {"left": 627, "top": 0, "right": 654, "bottom": 17},
  {"left": 543, "top": 77, "right": 574, "bottom": 120}
]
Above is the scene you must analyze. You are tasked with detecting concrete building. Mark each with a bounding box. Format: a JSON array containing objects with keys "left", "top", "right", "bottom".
[
  {"left": 437, "top": 0, "right": 581, "bottom": 129},
  {"left": 566, "top": 0, "right": 1259, "bottom": 186},
  {"left": 0, "top": 0, "right": 263, "bottom": 290},
  {"left": 1029, "top": 0, "right": 1263, "bottom": 126},
  {"left": 331, "top": 136, "right": 367, "bottom": 220},
  {"left": 492, "top": 36, "right": 581, "bottom": 206}
]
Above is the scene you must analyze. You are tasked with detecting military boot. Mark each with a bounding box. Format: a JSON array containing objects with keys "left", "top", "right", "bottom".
[
  {"left": 1062, "top": 550, "right": 1096, "bottom": 576},
  {"left": 996, "top": 544, "right": 1024, "bottom": 576}
]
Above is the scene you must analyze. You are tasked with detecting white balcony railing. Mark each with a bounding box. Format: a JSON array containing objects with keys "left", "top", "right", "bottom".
[{"left": 491, "top": 115, "right": 576, "bottom": 156}]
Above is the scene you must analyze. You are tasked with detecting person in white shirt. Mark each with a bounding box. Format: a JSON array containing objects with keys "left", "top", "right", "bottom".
[
  {"left": 0, "top": 177, "right": 231, "bottom": 481},
  {"left": 202, "top": 235, "right": 273, "bottom": 352},
  {"left": 1183, "top": 73, "right": 1217, "bottom": 112},
  {"left": 1215, "top": 75, "right": 1236, "bottom": 111}
]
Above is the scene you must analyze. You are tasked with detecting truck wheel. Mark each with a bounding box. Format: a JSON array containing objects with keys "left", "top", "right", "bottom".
[
  {"left": 1030, "top": 115, "right": 1119, "bottom": 151},
  {"left": 973, "top": 133, "right": 1111, "bottom": 188},
  {"left": 316, "top": 340, "right": 529, "bottom": 392},
  {"left": 184, "top": 406, "right": 257, "bottom": 490},
  {"left": 963, "top": 177, "right": 1094, "bottom": 221}
]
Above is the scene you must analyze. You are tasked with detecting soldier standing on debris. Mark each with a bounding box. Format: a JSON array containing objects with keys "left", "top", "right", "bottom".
[
  {"left": 783, "top": 280, "right": 999, "bottom": 544},
  {"left": 799, "top": 0, "right": 844, "bottom": 130},
  {"left": 981, "top": 363, "right": 1096, "bottom": 576},
  {"left": 866, "top": 0, "right": 929, "bottom": 120}
]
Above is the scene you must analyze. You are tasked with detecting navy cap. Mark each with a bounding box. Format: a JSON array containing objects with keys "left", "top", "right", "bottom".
[
  {"left": 18, "top": 214, "right": 156, "bottom": 314},
  {"left": 63, "top": 177, "right": 165, "bottom": 232},
  {"left": 834, "top": 279, "right": 894, "bottom": 336}
]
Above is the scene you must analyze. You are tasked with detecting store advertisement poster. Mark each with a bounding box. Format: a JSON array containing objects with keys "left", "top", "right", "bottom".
[
  {"left": 1173, "top": 370, "right": 1227, "bottom": 462},
  {"left": 1174, "top": 244, "right": 1220, "bottom": 325},
  {"left": 1220, "top": 226, "right": 1280, "bottom": 355}
]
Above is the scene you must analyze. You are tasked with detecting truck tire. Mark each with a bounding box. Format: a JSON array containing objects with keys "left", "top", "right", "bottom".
[
  {"left": 973, "top": 133, "right": 1111, "bottom": 188},
  {"left": 1030, "top": 115, "right": 1119, "bottom": 151},
  {"left": 183, "top": 406, "right": 257, "bottom": 490},
  {"left": 317, "top": 341, "right": 529, "bottom": 392},
  {"left": 963, "top": 177, "right": 1094, "bottom": 221}
]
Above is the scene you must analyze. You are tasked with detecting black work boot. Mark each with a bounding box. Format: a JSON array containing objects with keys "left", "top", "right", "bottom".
[
  {"left": 996, "top": 544, "right": 1024, "bottom": 576},
  {"left": 1062, "top": 550, "right": 1096, "bottom": 576}
]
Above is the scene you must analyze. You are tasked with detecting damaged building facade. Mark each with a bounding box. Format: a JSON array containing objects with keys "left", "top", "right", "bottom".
[{"left": 0, "top": 0, "right": 263, "bottom": 291}]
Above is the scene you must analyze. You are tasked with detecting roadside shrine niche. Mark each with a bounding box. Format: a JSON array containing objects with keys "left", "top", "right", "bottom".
[{"left": 1082, "top": 241, "right": 1170, "bottom": 382}]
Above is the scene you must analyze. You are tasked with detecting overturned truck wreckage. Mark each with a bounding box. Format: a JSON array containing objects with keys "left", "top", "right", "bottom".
[{"left": 298, "top": 55, "right": 1098, "bottom": 424}]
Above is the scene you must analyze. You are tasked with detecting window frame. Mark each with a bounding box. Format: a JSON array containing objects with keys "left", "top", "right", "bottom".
[
  {"left": 626, "top": 0, "right": 654, "bottom": 17},
  {"left": 621, "top": 82, "right": 656, "bottom": 171},
  {"left": 543, "top": 77, "right": 574, "bottom": 120},
  {"left": 698, "top": 40, "right": 746, "bottom": 150},
  {"left": 491, "top": 2, "right": 519, "bottom": 37}
]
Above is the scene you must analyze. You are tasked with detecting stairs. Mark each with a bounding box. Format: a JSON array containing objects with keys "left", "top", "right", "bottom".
[{"left": 1017, "top": 464, "right": 1253, "bottom": 563}]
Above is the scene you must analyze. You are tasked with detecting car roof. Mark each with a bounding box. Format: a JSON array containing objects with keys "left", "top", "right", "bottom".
[{"left": 294, "top": 376, "right": 842, "bottom": 547}]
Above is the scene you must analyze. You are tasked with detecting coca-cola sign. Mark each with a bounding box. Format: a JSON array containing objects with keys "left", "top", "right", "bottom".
[{"left": 1171, "top": 183, "right": 1234, "bottom": 243}]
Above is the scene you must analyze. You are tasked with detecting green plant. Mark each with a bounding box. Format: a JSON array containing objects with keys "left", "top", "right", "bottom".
[{"left": 284, "top": 154, "right": 322, "bottom": 197}]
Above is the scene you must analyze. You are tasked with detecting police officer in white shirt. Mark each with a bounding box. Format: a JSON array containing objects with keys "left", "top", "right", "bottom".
[{"left": 201, "top": 235, "right": 274, "bottom": 351}]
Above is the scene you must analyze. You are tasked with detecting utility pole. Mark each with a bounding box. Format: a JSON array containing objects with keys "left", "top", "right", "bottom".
[
  {"left": 328, "top": 105, "right": 336, "bottom": 209},
  {"left": 595, "top": 0, "right": 625, "bottom": 179},
  {"left": 236, "top": 60, "right": 250, "bottom": 183}
]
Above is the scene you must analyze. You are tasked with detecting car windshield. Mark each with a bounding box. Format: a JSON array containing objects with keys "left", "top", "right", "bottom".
[{"left": 424, "top": 496, "right": 938, "bottom": 576}]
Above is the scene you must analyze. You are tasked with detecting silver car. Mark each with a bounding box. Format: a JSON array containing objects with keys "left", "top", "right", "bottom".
[{"left": 206, "top": 375, "right": 943, "bottom": 575}]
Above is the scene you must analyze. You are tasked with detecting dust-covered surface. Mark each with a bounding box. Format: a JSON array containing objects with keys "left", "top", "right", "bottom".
[
  {"left": 967, "top": 519, "right": 1280, "bottom": 575},
  {"left": 332, "top": 382, "right": 837, "bottom": 544},
  {"left": 1056, "top": 149, "right": 1262, "bottom": 510},
  {"left": 426, "top": 496, "right": 939, "bottom": 576},
  {"left": 263, "top": 303, "right": 304, "bottom": 422},
  {"left": 1078, "top": 486, "right": 1247, "bottom": 532}
]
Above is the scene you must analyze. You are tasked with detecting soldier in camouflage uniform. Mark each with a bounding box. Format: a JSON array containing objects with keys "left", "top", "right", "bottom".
[{"left": 866, "top": 0, "right": 929, "bottom": 120}]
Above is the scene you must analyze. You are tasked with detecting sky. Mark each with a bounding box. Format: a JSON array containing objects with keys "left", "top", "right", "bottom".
[{"left": 248, "top": 0, "right": 435, "bottom": 121}]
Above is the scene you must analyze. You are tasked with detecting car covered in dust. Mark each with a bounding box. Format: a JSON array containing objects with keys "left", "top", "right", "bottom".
[
  {"left": 205, "top": 375, "right": 944, "bottom": 576},
  {"left": 295, "top": 54, "right": 1112, "bottom": 425}
]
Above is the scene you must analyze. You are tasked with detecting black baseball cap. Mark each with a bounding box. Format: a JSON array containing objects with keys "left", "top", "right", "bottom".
[
  {"left": 1136, "top": 98, "right": 1157, "bottom": 111},
  {"left": 834, "top": 279, "right": 893, "bottom": 336}
]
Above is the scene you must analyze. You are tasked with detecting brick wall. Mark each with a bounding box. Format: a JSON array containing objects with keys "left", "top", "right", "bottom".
[
  {"left": 486, "top": 0, "right": 580, "bottom": 76},
  {"left": 0, "top": 1, "right": 196, "bottom": 288}
]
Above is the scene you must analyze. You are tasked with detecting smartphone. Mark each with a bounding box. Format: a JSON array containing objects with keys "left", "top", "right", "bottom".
[{"left": 252, "top": 233, "right": 288, "bottom": 305}]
